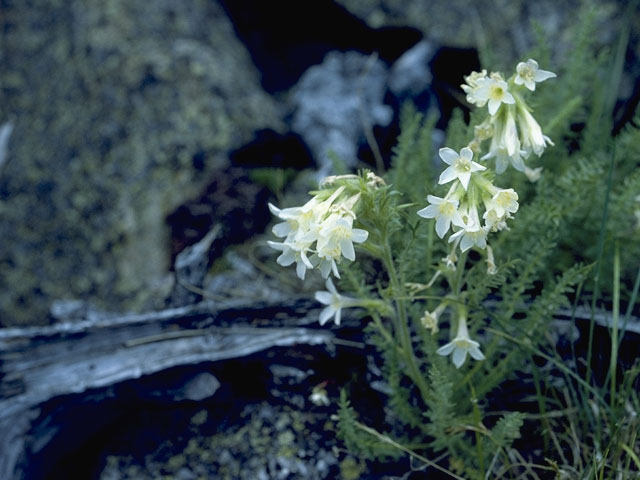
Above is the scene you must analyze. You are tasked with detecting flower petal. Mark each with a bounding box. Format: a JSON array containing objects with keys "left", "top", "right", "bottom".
[
  {"left": 417, "top": 204, "right": 440, "bottom": 219},
  {"left": 488, "top": 99, "right": 500, "bottom": 116},
  {"left": 436, "top": 341, "right": 456, "bottom": 356},
  {"left": 438, "top": 147, "right": 459, "bottom": 165},
  {"left": 340, "top": 239, "right": 355, "bottom": 261},
  {"left": 277, "top": 250, "right": 296, "bottom": 266},
  {"left": 469, "top": 345, "right": 486, "bottom": 361},
  {"left": 438, "top": 166, "right": 459, "bottom": 185},
  {"left": 458, "top": 171, "right": 471, "bottom": 190},
  {"left": 296, "top": 261, "right": 307, "bottom": 280},
  {"left": 452, "top": 347, "right": 467, "bottom": 368},
  {"left": 351, "top": 228, "right": 369, "bottom": 243},
  {"left": 534, "top": 69, "right": 556, "bottom": 82},
  {"left": 502, "top": 91, "right": 515, "bottom": 104},
  {"left": 460, "top": 147, "right": 474, "bottom": 162},
  {"left": 319, "top": 306, "right": 334, "bottom": 325},
  {"left": 435, "top": 216, "right": 450, "bottom": 239},
  {"left": 315, "top": 292, "right": 333, "bottom": 305}
]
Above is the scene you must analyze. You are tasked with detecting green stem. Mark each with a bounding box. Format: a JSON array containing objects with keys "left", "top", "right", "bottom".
[
  {"left": 453, "top": 250, "right": 469, "bottom": 296},
  {"left": 609, "top": 240, "right": 620, "bottom": 407},
  {"left": 586, "top": 141, "right": 615, "bottom": 385},
  {"left": 383, "top": 241, "right": 431, "bottom": 402},
  {"left": 470, "top": 383, "right": 485, "bottom": 478}
]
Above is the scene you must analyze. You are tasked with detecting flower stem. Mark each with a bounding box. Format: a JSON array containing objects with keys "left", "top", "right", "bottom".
[
  {"left": 383, "top": 241, "right": 431, "bottom": 402},
  {"left": 609, "top": 240, "right": 620, "bottom": 407}
]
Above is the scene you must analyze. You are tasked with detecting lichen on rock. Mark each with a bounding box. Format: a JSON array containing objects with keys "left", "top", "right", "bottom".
[{"left": 0, "top": 0, "right": 282, "bottom": 325}]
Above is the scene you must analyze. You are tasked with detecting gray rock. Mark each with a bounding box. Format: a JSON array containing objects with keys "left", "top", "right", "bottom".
[
  {"left": 175, "top": 372, "right": 221, "bottom": 402},
  {"left": 0, "top": 122, "right": 13, "bottom": 171},
  {"left": 336, "top": 0, "right": 619, "bottom": 66},
  {"left": 0, "top": 0, "right": 282, "bottom": 326},
  {"left": 388, "top": 40, "right": 434, "bottom": 99},
  {"left": 291, "top": 51, "right": 392, "bottom": 176},
  {"left": 169, "top": 226, "right": 221, "bottom": 306}
]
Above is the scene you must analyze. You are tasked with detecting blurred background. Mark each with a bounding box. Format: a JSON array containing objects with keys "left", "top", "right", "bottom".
[{"left": 1, "top": 1, "right": 638, "bottom": 478}]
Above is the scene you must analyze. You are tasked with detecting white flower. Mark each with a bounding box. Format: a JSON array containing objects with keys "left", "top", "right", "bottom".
[
  {"left": 483, "top": 208, "right": 508, "bottom": 232},
  {"left": 488, "top": 188, "right": 519, "bottom": 218},
  {"left": 517, "top": 106, "right": 554, "bottom": 157},
  {"left": 449, "top": 205, "right": 488, "bottom": 251},
  {"left": 482, "top": 109, "right": 526, "bottom": 173},
  {"left": 524, "top": 166, "right": 543, "bottom": 182},
  {"left": 417, "top": 195, "right": 465, "bottom": 238},
  {"left": 309, "top": 387, "right": 330, "bottom": 406},
  {"left": 436, "top": 316, "right": 485, "bottom": 368},
  {"left": 420, "top": 303, "right": 446, "bottom": 335},
  {"left": 438, "top": 147, "right": 486, "bottom": 190},
  {"left": 268, "top": 186, "right": 368, "bottom": 280},
  {"left": 486, "top": 245, "right": 497, "bottom": 275},
  {"left": 449, "top": 223, "right": 488, "bottom": 252},
  {"left": 461, "top": 69, "right": 488, "bottom": 107},
  {"left": 314, "top": 278, "right": 360, "bottom": 325},
  {"left": 475, "top": 75, "right": 515, "bottom": 115},
  {"left": 314, "top": 213, "right": 369, "bottom": 278},
  {"left": 514, "top": 59, "right": 556, "bottom": 91},
  {"left": 267, "top": 238, "right": 315, "bottom": 280}
]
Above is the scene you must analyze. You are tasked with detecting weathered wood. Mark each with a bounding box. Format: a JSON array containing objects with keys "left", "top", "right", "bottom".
[{"left": 0, "top": 297, "right": 336, "bottom": 480}]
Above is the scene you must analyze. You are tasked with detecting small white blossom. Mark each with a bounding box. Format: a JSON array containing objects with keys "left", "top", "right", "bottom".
[
  {"left": 309, "top": 387, "right": 330, "bottom": 406},
  {"left": 315, "top": 213, "right": 369, "bottom": 278},
  {"left": 438, "top": 147, "right": 486, "bottom": 191},
  {"left": 449, "top": 205, "right": 488, "bottom": 251},
  {"left": 437, "top": 316, "right": 485, "bottom": 368},
  {"left": 486, "top": 245, "right": 497, "bottom": 275},
  {"left": 483, "top": 208, "right": 508, "bottom": 232},
  {"left": 514, "top": 59, "right": 556, "bottom": 91},
  {"left": 420, "top": 303, "right": 446, "bottom": 335},
  {"left": 475, "top": 75, "right": 515, "bottom": 115},
  {"left": 489, "top": 188, "right": 519, "bottom": 218},
  {"left": 314, "top": 278, "right": 360, "bottom": 325},
  {"left": 461, "top": 69, "right": 488, "bottom": 107},
  {"left": 518, "top": 106, "right": 554, "bottom": 157},
  {"left": 524, "top": 166, "right": 543, "bottom": 182},
  {"left": 267, "top": 238, "right": 315, "bottom": 280},
  {"left": 449, "top": 222, "right": 488, "bottom": 252},
  {"left": 268, "top": 186, "right": 368, "bottom": 280},
  {"left": 417, "top": 195, "right": 466, "bottom": 238},
  {"left": 482, "top": 109, "right": 526, "bottom": 173}
]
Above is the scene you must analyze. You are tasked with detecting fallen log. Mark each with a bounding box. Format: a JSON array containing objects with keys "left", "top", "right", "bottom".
[{"left": 0, "top": 297, "right": 336, "bottom": 480}]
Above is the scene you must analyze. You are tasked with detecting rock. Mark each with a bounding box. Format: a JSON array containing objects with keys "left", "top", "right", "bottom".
[
  {"left": 0, "top": 122, "right": 13, "bottom": 171},
  {"left": 290, "top": 51, "right": 393, "bottom": 176},
  {"left": 169, "top": 226, "right": 221, "bottom": 307},
  {"left": 174, "top": 373, "right": 221, "bottom": 402},
  {"left": 388, "top": 40, "right": 435, "bottom": 100},
  {"left": 0, "top": 0, "right": 282, "bottom": 326},
  {"left": 336, "top": 0, "right": 620, "bottom": 66}
]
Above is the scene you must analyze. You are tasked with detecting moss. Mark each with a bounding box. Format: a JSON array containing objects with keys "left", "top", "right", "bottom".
[
  {"left": 0, "top": 0, "right": 282, "bottom": 325},
  {"left": 165, "top": 454, "right": 186, "bottom": 472},
  {"left": 339, "top": 456, "right": 366, "bottom": 480}
]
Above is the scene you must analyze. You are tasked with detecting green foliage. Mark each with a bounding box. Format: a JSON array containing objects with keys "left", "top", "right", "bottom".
[
  {"left": 490, "top": 412, "right": 524, "bottom": 449},
  {"left": 388, "top": 103, "right": 438, "bottom": 204},
  {"left": 336, "top": 390, "right": 402, "bottom": 462},
  {"left": 423, "top": 364, "right": 458, "bottom": 450},
  {"left": 268, "top": 3, "right": 640, "bottom": 478},
  {"left": 248, "top": 167, "right": 297, "bottom": 199}
]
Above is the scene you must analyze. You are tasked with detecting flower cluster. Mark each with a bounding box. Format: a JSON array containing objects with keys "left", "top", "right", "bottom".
[
  {"left": 268, "top": 184, "right": 368, "bottom": 280},
  {"left": 418, "top": 146, "right": 519, "bottom": 252},
  {"left": 463, "top": 59, "right": 556, "bottom": 174}
]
